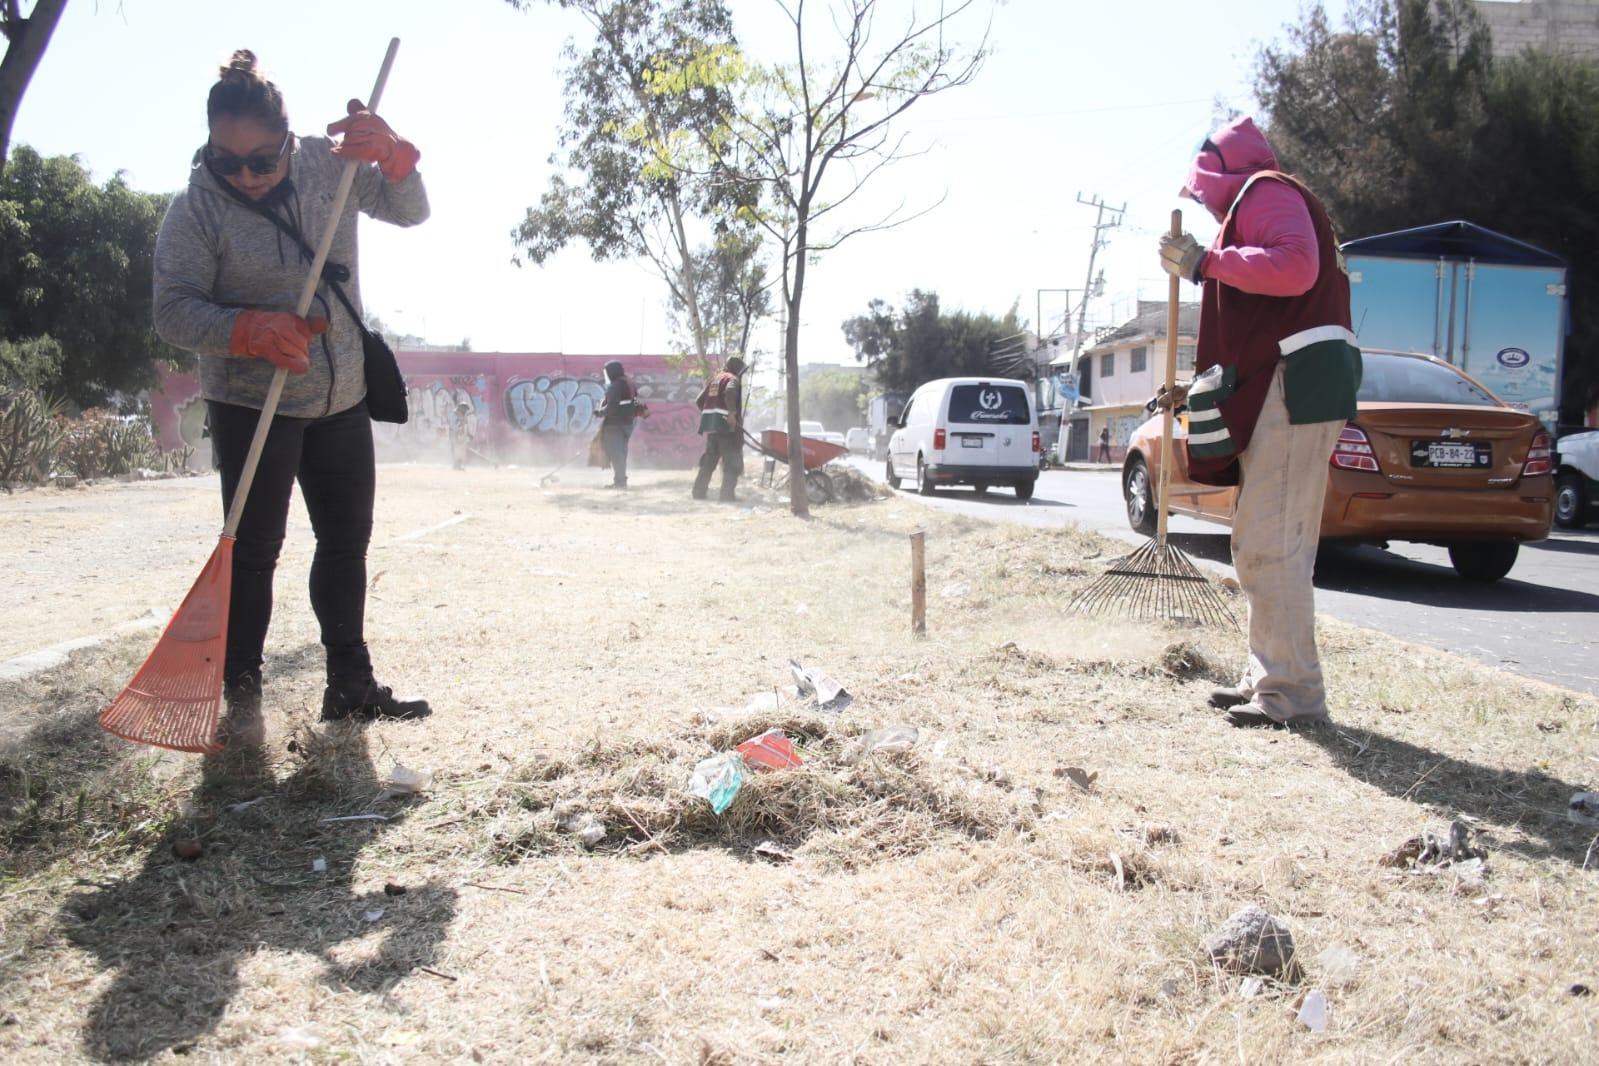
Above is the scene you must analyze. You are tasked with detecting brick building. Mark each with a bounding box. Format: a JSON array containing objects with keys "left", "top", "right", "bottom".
[{"left": 1474, "top": 0, "right": 1599, "bottom": 59}]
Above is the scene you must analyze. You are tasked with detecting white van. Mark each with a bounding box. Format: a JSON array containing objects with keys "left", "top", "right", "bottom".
[{"left": 885, "top": 377, "right": 1039, "bottom": 499}]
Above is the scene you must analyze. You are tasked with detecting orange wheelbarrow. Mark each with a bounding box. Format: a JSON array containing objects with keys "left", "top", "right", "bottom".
[{"left": 750, "top": 428, "right": 849, "bottom": 502}]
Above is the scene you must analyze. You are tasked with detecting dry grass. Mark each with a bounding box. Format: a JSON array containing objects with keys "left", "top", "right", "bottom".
[{"left": 1, "top": 464, "right": 1597, "bottom": 1063}]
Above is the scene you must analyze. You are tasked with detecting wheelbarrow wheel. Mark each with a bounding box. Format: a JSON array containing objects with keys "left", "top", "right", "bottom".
[{"left": 805, "top": 469, "right": 835, "bottom": 504}]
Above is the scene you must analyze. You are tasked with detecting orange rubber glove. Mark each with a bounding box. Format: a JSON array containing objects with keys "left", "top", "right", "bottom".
[
  {"left": 327, "top": 98, "right": 420, "bottom": 182},
  {"left": 228, "top": 310, "right": 328, "bottom": 375}
]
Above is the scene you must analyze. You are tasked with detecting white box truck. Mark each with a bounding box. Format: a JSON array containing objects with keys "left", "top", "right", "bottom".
[{"left": 1343, "top": 221, "right": 1568, "bottom": 433}]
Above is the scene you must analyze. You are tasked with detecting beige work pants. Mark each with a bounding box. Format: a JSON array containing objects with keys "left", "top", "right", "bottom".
[{"left": 1230, "top": 364, "right": 1344, "bottom": 724}]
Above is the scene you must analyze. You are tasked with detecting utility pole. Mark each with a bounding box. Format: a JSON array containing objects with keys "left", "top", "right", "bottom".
[
  {"left": 1059, "top": 193, "right": 1124, "bottom": 464},
  {"left": 1070, "top": 192, "right": 1125, "bottom": 365}
]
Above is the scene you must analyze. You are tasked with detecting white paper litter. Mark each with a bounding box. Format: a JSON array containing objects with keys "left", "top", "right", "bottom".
[
  {"left": 1297, "top": 989, "right": 1329, "bottom": 1032},
  {"left": 311, "top": 857, "right": 327, "bottom": 874},
  {"left": 364, "top": 908, "right": 385, "bottom": 923}
]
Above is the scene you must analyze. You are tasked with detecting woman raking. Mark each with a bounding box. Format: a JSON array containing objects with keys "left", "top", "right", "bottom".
[{"left": 153, "top": 50, "right": 432, "bottom": 738}]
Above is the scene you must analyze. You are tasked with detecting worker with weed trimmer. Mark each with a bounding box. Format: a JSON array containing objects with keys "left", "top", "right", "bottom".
[
  {"left": 152, "top": 50, "right": 432, "bottom": 737},
  {"left": 692, "top": 356, "right": 746, "bottom": 502},
  {"left": 1157, "top": 117, "right": 1363, "bottom": 729}
]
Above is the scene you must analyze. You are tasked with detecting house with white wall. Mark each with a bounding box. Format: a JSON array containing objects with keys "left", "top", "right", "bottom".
[{"left": 1064, "top": 301, "right": 1199, "bottom": 463}]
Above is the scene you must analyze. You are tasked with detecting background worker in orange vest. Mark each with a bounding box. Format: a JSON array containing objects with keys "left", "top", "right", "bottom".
[{"left": 692, "top": 355, "right": 746, "bottom": 501}]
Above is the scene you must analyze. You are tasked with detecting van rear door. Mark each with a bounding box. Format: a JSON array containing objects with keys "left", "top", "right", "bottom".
[{"left": 945, "top": 383, "right": 1033, "bottom": 468}]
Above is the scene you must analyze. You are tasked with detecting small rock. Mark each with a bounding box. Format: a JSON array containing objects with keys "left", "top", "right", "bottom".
[
  {"left": 172, "top": 839, "right": 203, "bottom": 861},
  {"left": 1056, "top": 766, "right": 1098, "bottom": 792},
  {"left": 1206, "top": 906, "right": 1297, "bottom": 977},
  {"left": 364, "top": 908, "right": 385, "bottom": 923},
  {"left": 311, "top": 857, "right": 328, "bottom": 874},
  {"left": 1219, "top": 576, "right": 1241, "bottom": 593},
  {"left": 1238, "top": 976, "right": 1264, "bottom": 999},
  {"left": 940, "top": 581, "right": 970, "bottom": 599},
  {"left": 984, "top": 766, "right": 1011, "bottom": 788},
  {"left": 575, "top": 820, "right": 607, "bottom": 849},
  {"left": 383, "top": 883, "right": 408, "bottom": 896},
  {"left": 1568, "top": 792, "right": 1599, "bottom": 827},
  {"left": 1568, "top": 983, "right": 1592, "bottom": 997}
]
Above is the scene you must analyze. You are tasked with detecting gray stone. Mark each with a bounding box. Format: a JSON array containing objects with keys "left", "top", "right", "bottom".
[{"left": 1205, "top": 906, "right": 1297, "bottom": 977}]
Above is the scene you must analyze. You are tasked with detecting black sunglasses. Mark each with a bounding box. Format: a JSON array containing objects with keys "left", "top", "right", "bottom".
[{"left": 206, "top": 131, "right": 291, "bottom": 177}]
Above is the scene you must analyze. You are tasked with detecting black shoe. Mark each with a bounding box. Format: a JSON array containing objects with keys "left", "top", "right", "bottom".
[
  {"left": 220, "top": 670, "right": 265, "bottom": 746},
  {"left": 1209, "top": 687, "right": 1250, "bottom": 709},
  {"left": 321, "top": 679, "right": 432, "bottom": 722},
  {"left": 1225, "top": 709, "right": 1285, "bottom": 730}
]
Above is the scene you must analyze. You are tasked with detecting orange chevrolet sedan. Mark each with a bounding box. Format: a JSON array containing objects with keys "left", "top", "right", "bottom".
[{"left": 1122, "top": 351, "right": 1555, "bottom": 581}]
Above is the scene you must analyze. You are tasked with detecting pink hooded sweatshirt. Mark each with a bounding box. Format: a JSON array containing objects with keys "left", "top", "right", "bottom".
[{"left": 1183, "top": 117, "right": 1319, "bottom": 298}]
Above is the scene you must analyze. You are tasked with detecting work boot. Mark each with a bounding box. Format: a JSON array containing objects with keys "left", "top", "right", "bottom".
[
  {"left": 1208, "top": 687, "right": 1250, "bottom": 709},
  {"left": 321, "top": 678, "right": 432, "bottom": 722},
  {"left": 219, "top": 669, "right": 265, "bottom": 747}
]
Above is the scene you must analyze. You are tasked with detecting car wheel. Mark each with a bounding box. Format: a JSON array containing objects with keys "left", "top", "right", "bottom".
[
  {"left": 1124, "top": 455, "right": 1156, "bottom": 536},
  {"left": 885, "top": 458, "right": 901, "bottom": 490},
  {"left": 1555, "top": 473, "right": 1587, "bottom": 529},
  {"left": 973, "top": 482, "right": 989, "bottom": 496},
  {"left": 917, "top": 456, "right": 936, "bottom": 496},
  {"left": 1014, "top": 480, "right": 1035, "bottom": 501},
  {"left": 1448, "top": 540, "right": 1519, "bottom": 582}
]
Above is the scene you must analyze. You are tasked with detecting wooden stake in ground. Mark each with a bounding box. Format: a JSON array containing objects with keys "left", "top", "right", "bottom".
[
  {"left": 911, "top": 530, "right": 927, "bottom": 636},
  {"left": 98, "top": 40, "right": 403, "bottom": 753},
  {"left": 1066, "top": 209, "right": 1235, "bottom": 628}
]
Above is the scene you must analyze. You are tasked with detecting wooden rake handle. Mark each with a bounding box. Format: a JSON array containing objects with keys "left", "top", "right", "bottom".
[
  {"left": 222, "top": 38, "right": 402, "bottom": 539},
  {"left": 1156, "top": 209, "right": 1182, "bottom": 548}
]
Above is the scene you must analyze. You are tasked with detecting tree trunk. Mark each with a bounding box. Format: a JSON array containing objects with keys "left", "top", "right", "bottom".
[
  {"left": 0, "top": 0, "right": 69, "bottom": 174},
  {"left": 784, "top": 225, "right": 809, "bottom": 518},
  {"left": 664, "top": 189, "right": 712, "bottom": 374}
]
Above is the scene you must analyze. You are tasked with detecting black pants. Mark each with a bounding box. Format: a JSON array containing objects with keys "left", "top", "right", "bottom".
[
  {"left": 601, "top": 422, "right": 633, "bottom": 486},
  {"left": 208, "top": 400, "right": 375, "bottom": 685},
  {"left": 692, "top": 430, "right": 742, "bottom": 499}
]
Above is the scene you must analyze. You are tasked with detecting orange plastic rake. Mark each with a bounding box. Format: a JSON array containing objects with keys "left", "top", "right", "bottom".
[{"left": 99, "top": 39, "right": 402, "bottom": 753}]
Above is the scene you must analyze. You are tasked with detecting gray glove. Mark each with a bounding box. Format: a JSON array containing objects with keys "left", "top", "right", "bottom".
[{"left": 1159, "top": 233, "right": 1206, "bottom": 285}]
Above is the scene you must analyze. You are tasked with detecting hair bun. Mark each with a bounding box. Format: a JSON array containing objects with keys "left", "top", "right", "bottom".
[{"left": 220, "top": 48, "right": 259, "bottom": 81}]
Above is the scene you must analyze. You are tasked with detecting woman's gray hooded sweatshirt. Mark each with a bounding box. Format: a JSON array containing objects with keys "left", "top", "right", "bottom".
[{"left": 153, "top": 135, "right": 429, "bottom": 418}]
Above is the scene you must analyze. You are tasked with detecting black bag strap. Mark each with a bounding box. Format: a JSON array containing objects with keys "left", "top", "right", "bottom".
[{"left": 223, "top": 179, "right": 371, "bottom": 338}]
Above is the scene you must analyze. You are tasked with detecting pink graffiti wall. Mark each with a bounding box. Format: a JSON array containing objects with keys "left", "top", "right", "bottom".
[{"left": 151, "top": 352, "right": 706, "bottom": 468}]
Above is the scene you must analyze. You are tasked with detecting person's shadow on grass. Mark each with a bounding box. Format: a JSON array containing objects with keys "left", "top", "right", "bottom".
[
  {"left": 1303, "top": 721, "right": 1595, "bottom": 868},
  {"left": 64, "top": 713, "right": 456, "bottom": 1062}
]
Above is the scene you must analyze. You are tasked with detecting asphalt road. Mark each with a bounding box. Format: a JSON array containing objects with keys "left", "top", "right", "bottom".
[{"left": 850, "top": 458, "right": 1599, "bottom": 696}]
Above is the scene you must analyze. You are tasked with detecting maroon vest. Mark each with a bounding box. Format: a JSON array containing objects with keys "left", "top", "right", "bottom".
[
  {"left": 1191, "top": 172, "right": 1352, "bottom": 486},
  {"left": 700, "top": 371, "right": 737, "bottom": 411}
]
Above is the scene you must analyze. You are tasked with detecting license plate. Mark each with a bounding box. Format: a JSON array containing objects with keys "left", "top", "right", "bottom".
[
  {"left": 961, "top": 437, "right": 984, "bottom": 449},
  {"left": 1411, "top": 440, "right": 1491, "bottom": 468}
]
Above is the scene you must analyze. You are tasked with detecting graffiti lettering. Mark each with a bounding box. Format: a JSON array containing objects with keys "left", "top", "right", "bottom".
[{"left": 504, "top": 376, "right": 605, "bottom": 435}]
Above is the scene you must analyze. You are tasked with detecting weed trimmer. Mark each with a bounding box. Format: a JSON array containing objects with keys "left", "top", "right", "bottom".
[
  {"left": 538, "top": 445, "right": 589, "bottom": 487},
  {"left": 99, "top": 40, "right": 404, "bottom": 753},
  {"left": 1066, "top": 209, "right": 1236, "bottom": 628}
]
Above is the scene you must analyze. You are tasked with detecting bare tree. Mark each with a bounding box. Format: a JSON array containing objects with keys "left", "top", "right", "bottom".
[
  {"left": 682, "top": 0, "right": 989, "bottom": 516},
  {"left": 0, "top": 0, "right": 68, "bottom": 174}
]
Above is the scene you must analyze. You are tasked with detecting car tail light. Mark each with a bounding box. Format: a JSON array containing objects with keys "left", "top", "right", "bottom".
[
  {"left": 1521, "top": 430, "right": 1552, "bottom": 477},
  {"left": 934, "top": 428, "right": 946, "bottom": 450},
  {"left": 1330, "top": 425, "right": 1380, "bottom": 472},
  {"left": 1031, "top": 431, "right": 1041, "bottom": 453}
]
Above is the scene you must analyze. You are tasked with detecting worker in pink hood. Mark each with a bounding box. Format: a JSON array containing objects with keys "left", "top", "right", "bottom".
[{"left": 1156, "top": 116, "right": 1363, "bottom": 730}]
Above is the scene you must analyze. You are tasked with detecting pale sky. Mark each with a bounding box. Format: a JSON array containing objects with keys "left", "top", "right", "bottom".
[{"left": 13, "top": 0, "right": 1348, "bottom": 376}]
